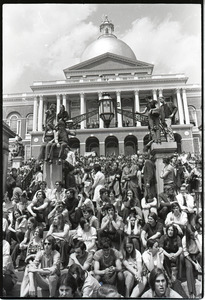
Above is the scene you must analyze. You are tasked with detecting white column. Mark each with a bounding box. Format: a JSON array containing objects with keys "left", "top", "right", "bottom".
[
  {"left": 176, "top": 88, "right": 184, "bottom": 124},
  {"left": 62, "top": 94, "right": 67, "bottom": 111},
  {"left": 56, "top": 94, "right": 61, "bottom": 115},
  {"left": 80, "top": 92, "right": 86, "bottom": 129},
  {"left": 98, "top": 92, "right": 104, "bottom": 128},
  {"left": 116, "top": 91, "right": 122, "bottom": 127},
  {"left": 182, "top": 88, "right": 190, "bottom": 124},
  {"left": 43, "top": 101, "right": 47, "bottom": 127},
  {"left": 158, "top": 89, "right": 163, "bottom": 106},
  {"left": 158, "top": 89, "right": 163, "bottom": 98},
  {"left": 134, "top": 90, "right": 141, "bottom": 127},
  {"left": 152, "top": 89, "right": 157, "bottom": 101},
  {"left": 33, "top": 96, "right": 38, "bottom": 131},
  {"left": 66, "top": 95, "right": 70, "bottom": 119},
  {"left": 37, "top": 95, "right": 43, "bottom": 131}
]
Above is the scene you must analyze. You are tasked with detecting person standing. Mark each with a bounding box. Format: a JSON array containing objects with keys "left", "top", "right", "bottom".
[
  {"left": 91, "top": 164, "right": 105, "bottom": 206},
  {"left": 142, "top": 153, "right": 157, "bottom": 197},
  {"left": 137, "top": 97, "right": 161, "bottom": 144}
]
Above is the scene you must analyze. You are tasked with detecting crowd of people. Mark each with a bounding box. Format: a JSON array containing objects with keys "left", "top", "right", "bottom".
[{"left": 3, "top": 147, "right": 202, "bottom": 298}]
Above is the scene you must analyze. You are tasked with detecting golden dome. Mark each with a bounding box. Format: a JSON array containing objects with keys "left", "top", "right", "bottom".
[{"left": 80, "top": 16, "right": 136, "bottom": 62}]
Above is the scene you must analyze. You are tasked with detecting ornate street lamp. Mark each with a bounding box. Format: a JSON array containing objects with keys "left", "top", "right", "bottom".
[{"left": 99, "top": 92, "right": 114, "bottom": 128}]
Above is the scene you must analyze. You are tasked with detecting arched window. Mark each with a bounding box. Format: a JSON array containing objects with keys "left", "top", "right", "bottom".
[
  {"left": 26, "top": 114, "right": 33, "bottom": 135},
  {"left": 86, "top": 137, "right": 99, "bottom": 155},
  {"left": 188, "top": 106, "right": 198, "bottom": 127},
  {"left": 8, "top": 114, "right": 21, "bottom": 135},
  {"left": 124, "top": 135, "right": 138, "bottom": 155},
  {"left": 174, "top": 133, "right": 182, "bottom": 154},
  {"left": 105, "top": 136, "right": 119, "bottom": 156}
]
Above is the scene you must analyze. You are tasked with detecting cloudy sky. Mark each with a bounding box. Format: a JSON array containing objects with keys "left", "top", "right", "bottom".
[{"left": 3, "top": 3, "right": 201, "bottom": 94}]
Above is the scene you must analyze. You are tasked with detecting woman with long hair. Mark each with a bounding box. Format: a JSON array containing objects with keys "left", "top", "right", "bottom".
[
  {"left": 58, "top": 273, "right": 77, "bottom": 297},
  {"left": 68, "top": 263, "right": 100, "bottom": 297},
  {"left": 121, "top": 189, "right": 142, "bottom": 223},
  {"left": 159, "top": 224, "right": 183, "bottom": 280},
  {"left": 182, "top": 225, "right": 202, "bottom": 298},
  {"left": 11, "top": 216, "right": 37, "bottom": 268},
  {"left": 7, "top": 208, "right": 27, "bottom": 245},
  {"left": 3, "top": 191, "right": 17, "bottom": 224},
  {"left": 76, "top": 217, "right": 97, "bottom": 253},
  {"left": 194, "top": 212, "right": 202, "bottom": 253},
  {"left": 20, "top": 226, "right": 44, "bottom": 297},
  {"left": 121, "top": 237, "right": 147, "bottom": 297},
  {"left": 46, "top": 214, "right": 70, "bottom": 269},
  {"left": 123, "top": 208, "right": 142, "bottom": 252},
  {"left": 81, "top": 206, "right": 99, "bottom": 230},
  {"left": 141, "top": 192, "right": 157, "bottom": 223}
]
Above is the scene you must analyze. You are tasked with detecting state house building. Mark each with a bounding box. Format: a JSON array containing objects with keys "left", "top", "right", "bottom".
[{"left": 3, "top": 17, "right": 202, "bottom": 160}]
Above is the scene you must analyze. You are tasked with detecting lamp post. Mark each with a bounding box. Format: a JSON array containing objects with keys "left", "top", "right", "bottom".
[{"left": 99, "top": 92, "right": 114, "bottom": 128}]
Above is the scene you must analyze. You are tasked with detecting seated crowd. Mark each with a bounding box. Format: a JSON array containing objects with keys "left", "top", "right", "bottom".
[{"left": 2, "top": 151, "right": 202, "bottom": 298}]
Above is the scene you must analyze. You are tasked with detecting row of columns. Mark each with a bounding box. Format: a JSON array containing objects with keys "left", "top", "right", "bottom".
[{"left": 32, "top": 88, "right": 190, "bottom": 132}]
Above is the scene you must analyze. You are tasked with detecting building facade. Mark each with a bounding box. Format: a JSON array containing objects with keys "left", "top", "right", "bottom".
[{"left": 3, "top": 17, "right": 201, "bottom": 160}]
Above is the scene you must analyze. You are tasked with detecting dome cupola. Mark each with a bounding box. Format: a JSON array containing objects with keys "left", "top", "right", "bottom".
[{"left": 80, "top": 16, "right": 136, "bottom": 62}]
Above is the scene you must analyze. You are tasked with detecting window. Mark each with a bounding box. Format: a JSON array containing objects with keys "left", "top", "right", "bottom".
[
  {"left": 26, "top": 114, "right": 33, "bottom": 135},
  {"left": 8, "top": 114, "right": 21, "bottom": 135},
  {"left": 24, "top": 145, "right": 31, "bottom": 161}
]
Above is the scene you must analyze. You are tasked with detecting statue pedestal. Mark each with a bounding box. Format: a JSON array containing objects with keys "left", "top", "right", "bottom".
[
  {"left": 43, "top": 160, "right": 62, "bottom": 189},
  {"left": 151, "top": 142, "right": 177, "bottom": 194},
  {"left": 12, "top": 156, "right": 23, "bottom": 169}
]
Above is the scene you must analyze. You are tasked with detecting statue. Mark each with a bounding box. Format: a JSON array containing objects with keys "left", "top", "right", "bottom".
[
  {"left": 11, "top": 135, "right": 24, "bottom": 157},
  {"left": 44, "top": 103, "right": 56, "bottom": 128}
]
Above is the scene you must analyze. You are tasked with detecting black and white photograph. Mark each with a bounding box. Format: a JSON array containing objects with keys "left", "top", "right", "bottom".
[{"left": 2, "top": 2, "right": 203, "bottom": 298}]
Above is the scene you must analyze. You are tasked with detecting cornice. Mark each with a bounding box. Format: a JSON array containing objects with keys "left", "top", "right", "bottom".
[
  {"left": 64, "top": 52, "right": 154, "bottom": 71},
  {"left": 3, "top": 122, "right": 16, "bottom": 138},
  {"left": 30, "top": 77, "right": 189, "bottom": 91},
  {"left": 66, "top": 67, "right": 153, "bottom": 76}
]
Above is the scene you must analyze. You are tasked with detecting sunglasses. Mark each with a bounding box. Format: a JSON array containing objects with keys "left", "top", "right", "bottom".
[{"left": 44, "top": 242, "right": 51, "bottom": 245}]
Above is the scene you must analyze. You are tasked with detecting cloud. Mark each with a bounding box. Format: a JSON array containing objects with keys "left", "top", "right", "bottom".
[
  {"left": 3, "top": 4, "right": 98, "bottom": 93},
  {"left": 3, "top": 5, "right": 201, "bottom": 93},
  {"left": 121, "top": 17, "right": 201, "bottom": 84}
]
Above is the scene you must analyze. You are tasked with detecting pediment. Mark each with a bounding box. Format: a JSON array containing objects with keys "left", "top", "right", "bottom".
[{"left": 63, "top": 53, "right": 154, "bottom": 74}]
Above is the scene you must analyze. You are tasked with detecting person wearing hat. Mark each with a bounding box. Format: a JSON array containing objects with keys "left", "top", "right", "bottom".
[{"left": 49, "top": 120, "right": 76, "bottom": 164}]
